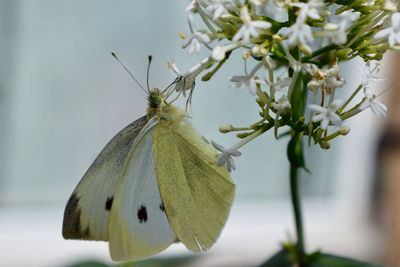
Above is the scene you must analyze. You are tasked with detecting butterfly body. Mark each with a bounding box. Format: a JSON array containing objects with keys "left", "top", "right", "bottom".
[{"left": 63, "top": 89, "right": 235, "bottom": 261}]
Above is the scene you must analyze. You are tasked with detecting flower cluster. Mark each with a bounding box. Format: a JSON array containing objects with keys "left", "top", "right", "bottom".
[{"left": 171, "top": 0, "right": 398, "bottom": 171}]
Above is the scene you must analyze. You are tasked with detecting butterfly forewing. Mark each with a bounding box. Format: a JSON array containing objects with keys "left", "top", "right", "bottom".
[
  {"left": 108, "top": 120, "right": 176, "bottom": 261},
  {"left": 154, "top": 119, "right": 235, "bottom": 251},
  {"left": 62, "top": 116, "right": 147, "bottom": 241}
]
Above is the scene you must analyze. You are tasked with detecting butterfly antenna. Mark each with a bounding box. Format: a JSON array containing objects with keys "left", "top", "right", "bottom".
[
  {"left": 111, "top": 52, "right": 147, "bottom": 93},
  {"left": 146, "top": 55, "right": 152, "bottom": 93}
]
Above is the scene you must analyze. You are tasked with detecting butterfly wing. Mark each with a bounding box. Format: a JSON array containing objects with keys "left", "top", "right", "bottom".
[
  {"left": 108, "top": 118, "right": 176, "bottom": 261},
  {"left": 62, "top": 116, "right": 147, "bottom": 241},
  {"left": 154, "top": 119, "right": 235, "bottom": 251}
]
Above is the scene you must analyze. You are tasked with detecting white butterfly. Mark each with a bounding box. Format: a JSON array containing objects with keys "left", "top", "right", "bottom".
[{"left": 63, "top": 89, "right": 235, "bottom": 261}]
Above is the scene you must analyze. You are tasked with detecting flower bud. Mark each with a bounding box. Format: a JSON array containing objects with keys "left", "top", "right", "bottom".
[
  {"left": 300, "top": 45, "right": 312, "bottom": 56},
  {"left": 251, "top": 45, "right": 268, "bottom": 57},
  {"left": 219, "top": 124, "right": 234, "bottom": 133},
  {"left": 339, "top": 126, "right": 350, "bottom": 135},
  {"left": 324, "top": 23, "right": 338, "bottom": 31},
  {"left": 320, "top": 141, "right": 331, "bottom": 150},
  {"left": 212, "top": 46, "right": 226, "bottom": 61},
  {"left": 383, "top": 1, "right": 397, "bottom": 12},
  {"left": 243, "top": 50, "right": 251, "bottom": 60},
  {"left": 178, "top": 32, "right": 187, "bottom": 40}
]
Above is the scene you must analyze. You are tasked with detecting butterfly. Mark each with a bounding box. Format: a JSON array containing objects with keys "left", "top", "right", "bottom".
[{"left": 62, "top": 56, "right": 235, "bottom": 261}]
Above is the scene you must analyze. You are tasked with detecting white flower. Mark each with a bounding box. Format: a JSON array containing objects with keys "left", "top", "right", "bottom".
[
  {"left": 211, "top": 141, "right": 241, "bottom": 172},
  {"left": 325, "top": 11, "right": 358, "bottom": 45},
  {"left": 324, "top": 64, "right": 345, "bottom": 89},
  {"left": 182, "top": 14, "right": 210, "bottom": 54},
  {"left": 284, "top": 20, "right": 314, "bottom": 47},
  {"left": 284, "top": 47, "right": 303, "bottom": 72},
  {"left": 250, "top": 0, "right": 265, "bottom": 5},
  {"left": 229, "top": 75, "right": 263, "bottom": 95},
  {"left": 266, "top": 77, "right": 292, "bottom": 91},
  {"left": 308, "top": 100, "right": 343, "bottom": 130},
  {"left": 253, "top": 0, "right": 288, "bottom": 22},
  {"left": 359, "top": 90, "right": 387, "bottom": 117},
  {"left": 291, "top": 0, "right": 325, "bottom": 21},
  {"left": 229, "top": 60, "right": 264, "bottom": 95},
  {"left": 383, "top": 0, "right": 398, "bottom": 12},
  {"left": 304, "top": 63, "right": 344, "bottom": 92},
  {"left": 186, "top": 0, "right": 205, "bottom": 12},
  {"left": 212, "top": 42, "right": 242, "bottom": 61},
  {"left": 205, "top": 0, "right": 233, "bottom": 20},
  {"left": 375, "top": 12, "right": 400, "bottom": 47},
  {"left": 272, "top": 95, "right": 291, "bottom": 113},
  {"left": 232, "top": 6, "right": 272, "bottom": 43},
  {"left": 167, "top": 61, "right": 195, "bottom": 95},
  {"left": 324, "top": 23, "right": 347, "bottom": 45},
  {"left": 360, "top": 61, "right": 382, "bottom": 90}
]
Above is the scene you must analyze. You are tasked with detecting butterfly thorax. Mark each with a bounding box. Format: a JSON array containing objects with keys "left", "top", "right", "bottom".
[{"left": 147, "top": 89, "right": 184, "bottom": 123}]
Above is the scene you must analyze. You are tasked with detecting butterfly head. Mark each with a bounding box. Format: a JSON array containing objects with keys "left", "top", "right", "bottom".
[
  {"left": 147, "top": 89, "right": 184, "bottom": 122},
  {"left": 147, "top": 89, "right": 165, "bottom": 110}
]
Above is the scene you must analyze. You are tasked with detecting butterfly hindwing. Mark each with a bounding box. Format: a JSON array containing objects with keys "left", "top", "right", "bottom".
[
  {"left": 108, "top": 119, "right": 176, "bottom": 261},
  {"left": 62, "top": 116, "right": 147, "bottom": 241},
  {"left": 154, "top": 119, "right": 235, "bottom": 251}
]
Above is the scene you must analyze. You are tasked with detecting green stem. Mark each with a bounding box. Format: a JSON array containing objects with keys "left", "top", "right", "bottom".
[
  {"left": 290, "top": 152, "right": 306, "bottom": 266},
  {"left": 337, "top": 84, "right": 363, "bottom": 114},
  {"left": 301, "top": 44, "right": 339, "bottom": 62}
]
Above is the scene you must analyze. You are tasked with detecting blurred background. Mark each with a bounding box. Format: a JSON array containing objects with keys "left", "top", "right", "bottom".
[{"left": 0, "top": 1, "right": 399, "bottom": 266}]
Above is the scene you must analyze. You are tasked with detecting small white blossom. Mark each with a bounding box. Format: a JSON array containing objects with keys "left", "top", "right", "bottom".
[
  {"left": 375, "top": 12, "right": 400, "bottom": 47},
  {"left": 336, "top": 10, "right": 359, "bottom": 29},
  {"left": 266, "top": 77, "right": 292, "bottom": 91},
  {"left": 205, "top": 0, "right": 233, "bottom": 20},
  {"left": 168, "top": 60, "right": 181, "bottom": 78},
  {"left": 304, "top": 64, "right": 344, "bottom": 92},
  {"left": 182, "top": 14, "right": 210, "bottom": 54},
  {"left": 167, "top": 60, "right": 195, "bottom": 94},
  {"left": 250, "top": 0, "right": 265, "bottom": 5},
  {"left": 383, "top": 0, "right": 398, "bottom": 12},
  {"left": 211, "top": 141, "right": 241, "bottom": 172},
  {"left": 186, "top": 0, "right": 207, "bottom": 12},
  {"left": 232, "top": 6, "right": 272, "bottom": 43},
  {"left": 212, "top": 42, "right": 242, "bottom": 61},
  {"left": 308, "top": 100, "right": 343, "bottom": 130},
  {"left": 291, "top": 0, "right": 325, "bottom": 21},
  {"left": 359, "top": 90, "right": 387, "bottom": 117},
  {"left": 229, "top": 75, "right": 263, "bottom": 95},
  {"left": 272, "top": 95, "right": 291, "bottom": 113},
  {"left": 253, "top": 0, "right": 288, "bottom": 22},
  {"left": 325, "top": 11, "right": 359, "bottom": 45},
  {"left": 324, "top": 64, "right": 345, "bottom": 89},
  {"left": 284, "top": 47, "right": 303, "bottom": 72},
  {"left": 284, "top": 20, "right": 314, "bottom": 47},
  {"left": 360, "top": 61, "right": 382, "bottom": 90}
]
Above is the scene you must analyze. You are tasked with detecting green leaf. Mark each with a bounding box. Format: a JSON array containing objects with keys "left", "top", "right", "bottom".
[
  {"left": 290, "top": 71, "right": 305, "bottom": 122},
  {"left": 257, "top": 249, "right": 292, "bottom": 267},
  {"left": 258, "top": 249, "right": 383, "bottom": 267},
  {"left": 117, "top": 256, "right": 196, "bottom": 267},
  {"left": 287, "top": 133, "right": 307, "bottom": 170},
  {"left": 64, "top": 261, "right": 110, "bottom": 267},
  {"left": 309, "top": 253, "right": 383, "bottom": 267},
  {"left": 63, "top": 256, "right": 196, "bottom": 267}
]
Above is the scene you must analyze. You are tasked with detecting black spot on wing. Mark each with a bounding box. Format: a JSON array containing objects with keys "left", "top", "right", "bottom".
[
  {"left": 137, "top": 205, "right": 148, "bottom": 223},
  {"left": 159, "top": 203, "right": 165, "bottom": 212},
  {"left": 105, "top": 196, "right": 113, "bottom": 211},
  {"left": 62, "top": 193, "right": 90, "bottom": 239}
]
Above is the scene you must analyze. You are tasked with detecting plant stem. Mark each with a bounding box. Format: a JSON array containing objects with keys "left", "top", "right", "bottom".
[{"left": 290, "top": 161, "right": 305, "bottom": 263}]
